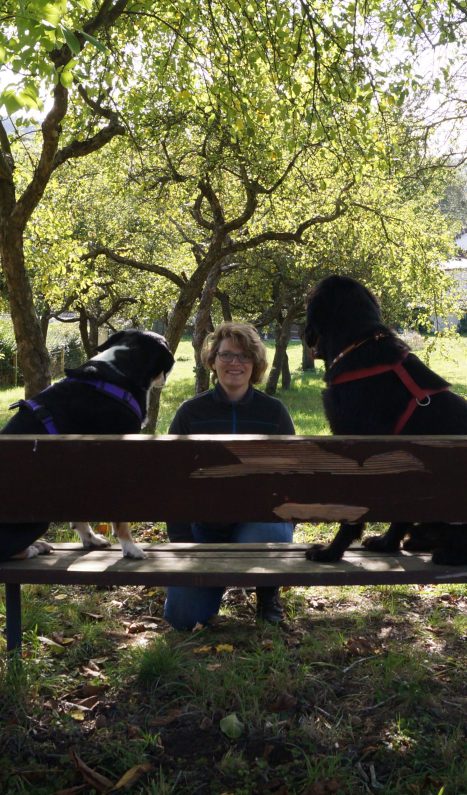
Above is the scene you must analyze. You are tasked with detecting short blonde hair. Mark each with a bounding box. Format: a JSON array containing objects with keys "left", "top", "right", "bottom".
[{"left": 201, "top": 322, "right": 268, "bottom": 384}]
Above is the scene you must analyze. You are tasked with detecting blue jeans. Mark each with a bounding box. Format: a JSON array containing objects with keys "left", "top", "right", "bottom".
[{"left": 164, "top": 521, "right": 294, "bottom": 630}]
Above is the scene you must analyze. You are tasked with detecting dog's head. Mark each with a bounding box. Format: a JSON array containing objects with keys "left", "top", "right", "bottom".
[
  {"left": 93, "top": 329, "right": 174, "bottom": 389},
  {"left": 305, "top": 275, "right": 381, "bottom": 357}
]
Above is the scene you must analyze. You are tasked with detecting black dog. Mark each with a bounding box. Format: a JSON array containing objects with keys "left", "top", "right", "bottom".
[
  {"left": 0, "top": 329, "right": 174, "bottom": 561},
  {"left": 304, "top": 274, "right": 467, "bottom": 565}
]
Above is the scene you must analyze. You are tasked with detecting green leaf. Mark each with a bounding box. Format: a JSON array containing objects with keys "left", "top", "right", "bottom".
[
  {"left": 58, "top": 68, "right": 74, "bottom": 88},
  {"left": 79, "top": 30, "right": 108, "bottom": 54},
  {"left": 0, "top": 88, "right": 23, "bottom": 115},
  {"left": 220, "top": 713, "right": 244, "bottom": 739},
  {"left": 17, "top": 87, "right": 42, "bottom": 110},
  {"left": 36, "top": 2, "right": 64, "bottom": 27},
  {"left": 62, "top": 26, "right": 81, "bottom": 55}
]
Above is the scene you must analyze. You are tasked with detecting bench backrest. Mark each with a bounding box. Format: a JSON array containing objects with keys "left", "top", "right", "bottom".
[{"left": 1, "top": 435, "right": 466, "bottom": 524}]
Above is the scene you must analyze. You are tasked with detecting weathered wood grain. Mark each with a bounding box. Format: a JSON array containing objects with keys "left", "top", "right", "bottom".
[
  {"left": 0, "top": 435, "right": 466, "bottom": 523},
  {"left": 0, "top": 543, "right": 465, "bottom": 586}
]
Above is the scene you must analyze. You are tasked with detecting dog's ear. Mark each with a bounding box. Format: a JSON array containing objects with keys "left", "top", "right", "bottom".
[
  {"left": 360, "top": 283, "right": 380, "bottom": 310},
  {"left": 96, "top": 331, "right": 125, "bottom": 353}
]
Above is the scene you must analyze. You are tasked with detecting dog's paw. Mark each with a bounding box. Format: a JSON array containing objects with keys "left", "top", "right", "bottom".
[
  {"left": 362, "top": 535, "right": 400, "bottom": 553},
  {"left": 83, "top": 531, "right": 112, "bottom": 549},
  {"left": 25, "top": 540, "right": 53, "bottom": 558},
  {"left": 121, "top": 540, "right": 147, "bottom": 560},
  {"left": 72, "top": 522, "right": 111, "bottom": 549},
  {"left": 305, "top": 544, "right": 342, "bottom": 563}
]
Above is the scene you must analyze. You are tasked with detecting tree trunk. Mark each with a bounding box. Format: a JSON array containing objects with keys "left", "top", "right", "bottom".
[
  {"left": 265, "top": 314, "right": 293, "bottom": 395},
  {"left": 298, "top": 323, "right": 315, "bottom": 371},
  {"left": 40, "top": 307, "right": 50, "bottom": 343},
  {"left": 303, "top": 341, "right": 315, "bottom": 371},
  {"left": 193, "top": 266, "right": 221, "bottom": 394},
  {"left": 281, "top": 350, "right": 291, "bottom": 389},
  {"left": 0, "top": 226, "right": 50, "bottom": 396},
  {"left": 216, "top": 288, "right": 232, "bottom": 321},
  {"left": 88, "top": 316, "right": 99, "bottom": 357},
  {"left": 78, "top": 308, "right": 92, "bottom": 358},
  {"left": 145, "top": 257, "right": 221, "bottom": 432}
]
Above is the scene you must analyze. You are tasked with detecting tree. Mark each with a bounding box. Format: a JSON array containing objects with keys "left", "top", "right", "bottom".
[
  {"left": 0, "top": 0, "right": 143, "bottom": 394},
  {"left": 2, "top": 0, "right": 465, "bottom": 403}
]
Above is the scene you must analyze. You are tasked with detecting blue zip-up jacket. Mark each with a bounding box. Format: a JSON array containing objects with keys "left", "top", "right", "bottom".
[
  {"left": 167, "top": 383, "right": 295, "bottom": 540},
  {"left": 168, "top": 383, "right": 295, "bottom": 436}
]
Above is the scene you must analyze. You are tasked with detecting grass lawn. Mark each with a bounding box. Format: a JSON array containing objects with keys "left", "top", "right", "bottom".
[{"left": 0, "top": 335, "right": 466, "bottom": 794}]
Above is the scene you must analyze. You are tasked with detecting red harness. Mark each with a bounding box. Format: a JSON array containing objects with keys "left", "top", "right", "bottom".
[{"left": 330, "top": 350, "right": 449, "bottom": 434}]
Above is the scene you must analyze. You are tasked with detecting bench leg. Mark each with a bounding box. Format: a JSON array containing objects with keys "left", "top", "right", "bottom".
[{"left": 5, "top": 583, "right": 22, "bottom": 653}]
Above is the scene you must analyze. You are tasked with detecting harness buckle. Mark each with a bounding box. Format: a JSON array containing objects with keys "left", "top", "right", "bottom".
[{"left": 416, "top": 396, "right": 431, "bottom": 407}]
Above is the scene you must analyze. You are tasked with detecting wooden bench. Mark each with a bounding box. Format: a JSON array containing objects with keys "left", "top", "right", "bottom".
[{"left": 1, "top": 434, "right": 466, "bottom": 652}]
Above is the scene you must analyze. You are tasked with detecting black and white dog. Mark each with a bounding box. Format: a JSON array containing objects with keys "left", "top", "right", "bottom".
[
  {"left": 0, "top": 329, "right": 174, "bottom": 561},
  {"left": 304, "top": 274, "right": 467, "bottom": 565}
]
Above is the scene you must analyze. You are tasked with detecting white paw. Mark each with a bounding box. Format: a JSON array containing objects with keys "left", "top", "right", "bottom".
[
  {"left": 27, "top": 540, "right": 53, "bottom": 557},
  {"left": 23, "top": 544, "right": 40, "bottom": 559},
  {"left": 72, "top": 523, "right": 111, "bottom": 549},
  {"left": 120, "top": 540, "right": 147, "bottom": 559},
  {"left": 83, "top": 530, "right": 111, "bottom": 549}
]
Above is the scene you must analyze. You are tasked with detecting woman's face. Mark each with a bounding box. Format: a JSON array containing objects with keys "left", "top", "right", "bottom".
[{"left": 213, "top": 338, "right": 254, "bottom": 399}]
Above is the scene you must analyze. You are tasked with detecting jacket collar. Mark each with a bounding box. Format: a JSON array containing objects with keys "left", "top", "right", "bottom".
[{"left": 213, "top": 383, "right": 254, "bottom": 405}]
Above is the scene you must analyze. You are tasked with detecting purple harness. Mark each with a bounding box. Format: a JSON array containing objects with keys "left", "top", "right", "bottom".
[{"left": 11, "top": 377, "right": 143, "bottom": 434}]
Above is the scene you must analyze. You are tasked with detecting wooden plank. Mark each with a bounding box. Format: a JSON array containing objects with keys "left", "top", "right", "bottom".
[
  {"left": 0, "top": 543, "right": 465, "bottom": 586},
  {"left": 0, "top": 435, "right": 466, "bottom": 523}
]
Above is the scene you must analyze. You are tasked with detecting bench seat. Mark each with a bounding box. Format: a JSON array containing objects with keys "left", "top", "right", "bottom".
[
  {"left": 1, "top": 434, "right": 466, "bottom": 652},
  {"left": 1, "top": 543, "right": 466, "bottom": 588}
]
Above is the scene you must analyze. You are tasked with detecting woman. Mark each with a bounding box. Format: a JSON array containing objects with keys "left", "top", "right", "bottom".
[{"left": 165, "top": 321, "right": 295, "bottom": 630}]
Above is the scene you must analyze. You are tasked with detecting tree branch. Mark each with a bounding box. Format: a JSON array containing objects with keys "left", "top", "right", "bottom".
[
  {"left": 13, "top": 81, "right": 68, "bottom": 225},
  {"left": 222, "top": 186, "right": 352, "bottom": 256},
  {"left": 84, "top": 245, "right": 187, "bottom": 289},
  {"left": 52, "top": 93, "right": 126, "bottom": 171}
]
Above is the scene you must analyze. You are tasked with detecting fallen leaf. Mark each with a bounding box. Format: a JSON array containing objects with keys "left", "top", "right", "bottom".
[
  {"left": 80, "top": 666, "right": 107, "bottom": 680},
  {"left": 220, "top": 713, "right": 244, "bottom": 739},
  {"left": 70, "top": 750, "right": 114, "bottom": 792},
  {"left": 38, "top": 636, "right": 65, "bottom": 655},
  {"left": 112, "top": 762, "right": 154, "bottom": 790},
  {"left": 76, "top": 695, "right": 100, "bottom": 710},
  {"left": 346, "top": 636, "right": 374, "bottom": 655},
  {"left": 207, "top": 663, "right": 222, "bottom": 671},
  {"left": 192, "top": 622, "right": 206, "bottom": 632},
  {"left": 126, "top": 622, "right": 147, "bottom": 634},
  {"left": 193, "top": 645, "right": 212, "bottom": 655},
  {"left": 215, "top": 643, "right": 234, "bottom": 654},
  {"left": 81, "top": 684, "right": 108, "bottom": 697},
  {"left": 149, "top": 708, "right": 184, "bottom": 727},
  {"left": 69, "top": 710, "right": 86, "bottom": 722}
]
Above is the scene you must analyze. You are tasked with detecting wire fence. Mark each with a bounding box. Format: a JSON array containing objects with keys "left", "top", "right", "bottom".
[{"left": 0, "top": 345, "right": 84, "bottom": 387}]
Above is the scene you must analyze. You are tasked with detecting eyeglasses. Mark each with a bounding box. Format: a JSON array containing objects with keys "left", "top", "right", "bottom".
[{"left": 216, "top": 351, "right": 252, "bottom": 364}]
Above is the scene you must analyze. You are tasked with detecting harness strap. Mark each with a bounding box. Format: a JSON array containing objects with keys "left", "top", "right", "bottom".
[
  {"left": 330, "top": 353, "right": 449, "bottom": 433},
  {"left": 9, "top": 378, "right": 143, "bottom": 435},
  {"left": 9, "top": 399, "right": 60, "bottom": 434},
  {"left": 65, "top": 378, "right": 143, "bottom": 422}
]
